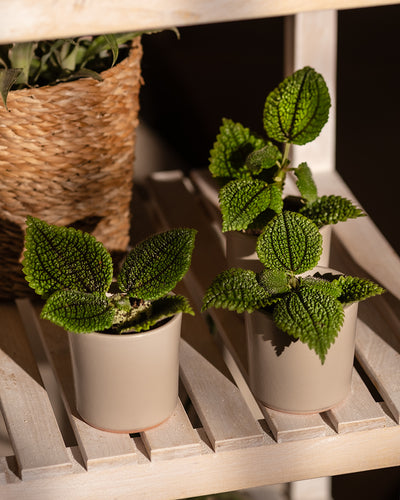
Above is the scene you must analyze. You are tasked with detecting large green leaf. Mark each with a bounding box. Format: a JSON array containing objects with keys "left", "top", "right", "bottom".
[
  {"left": 256, "top": 211, "right": 322, "bottom": 274},
  {"left": 118, "top": 228, "right": 196, "bottom": 300},
  {"left": 209, "top": 118, "right": 266, "bottom": 179},
  {"left": 23, "top": 216, "right": 113, "bottom": 297},
  {"left": 334, "top": 275, "right": 385, "bottom": 304},
  {"left": 263, "top": 66, "right": 331, "bottom": 145},
  {"left": 273, "top": 285, "right": 344, "bottom": 363},
  {"left": 41, "top": 290, "right": 114, "bottom": 333},
  {"left": 202, "top": 268, "right": 276, "bottom": 313},
  {"left": 299, "top": 195, "right": 365, "bottom": 228},
  {"left": 219, "top": 178, "right": 283, "bottom": 232},
  {"left": 294, "top": 162, "right": 318, "bottom": 204}
]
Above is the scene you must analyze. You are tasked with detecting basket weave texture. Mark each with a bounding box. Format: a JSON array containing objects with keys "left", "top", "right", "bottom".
[{"left": 0, "top": 38, "right": 143, "bottom": 298}]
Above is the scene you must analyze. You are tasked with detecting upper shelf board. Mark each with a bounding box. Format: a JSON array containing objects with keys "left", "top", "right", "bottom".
[{"left": 1, "top": 0, "right": 399, "bottom": 43}]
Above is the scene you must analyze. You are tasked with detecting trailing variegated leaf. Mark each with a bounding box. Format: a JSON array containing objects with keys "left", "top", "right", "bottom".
[
  {"left": 118, "top": 228, "right": 197, "bottom": 300},
  {"left": 219, "top": 178, "right": 283, "bottom": 232},
  {"left": 273, "top": 285, "right": 344, "bottom": 363},
  {"left": 256, "top": 211, "right": 322, "bottom": 274},
  {"left": 245, "top": 143, "right": 282, "bottom": 175},
  {"left": 23, "top": 216, "right": 113, "bottom": 297},
  {"left": 263, "top": 66, "right": 331, "bottom": 145},
  {"left": 0, "top": 68, "right": 22, "bottom": 108},
  {"left": 294, "top": 162, "right": 318, "bottom": 204},
  {"left": 334, "top": 275, "right": 385, "bottom": 304},
  {"left": 299, "top": 195, "right": 365, "bottom": 228},
  {"left": 202, "top": 268, "right": 277, "bottom": 314},
  {"left": 117, "top": 295, "right": 194, "bottom": 333},
  {"left": 209, "top": 119, "right": 266, "bottom": 180},
  {"left": 41, "top": 290, "right": 114, "bottom": 333},
  {"left": 257, "top": 269, "right": 290, "bottom": 295}
]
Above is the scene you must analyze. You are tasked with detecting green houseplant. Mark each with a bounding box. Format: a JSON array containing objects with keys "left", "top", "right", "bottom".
[
  {"left": 0, "top": 33, "right": 145, "bottom": 299},
  {"left": 23, "top": 216, "right": 196, "bottom": 432},
  {"left": 202, "top": 211, "right": 384, "bottom": 413},
  {"left": 209, "top": 66, "right": 363, "bottom": 268}
]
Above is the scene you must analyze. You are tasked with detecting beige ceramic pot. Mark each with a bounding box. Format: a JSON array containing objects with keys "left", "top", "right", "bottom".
[
  {"left": 225, "top": 225, "right": 331, "bottom": 271},
  {"left": 68, "top": 312, "right": 182, "bottom": 433},
  {"left": 245, "top": 269, "right": 358, "bottom": 414}
]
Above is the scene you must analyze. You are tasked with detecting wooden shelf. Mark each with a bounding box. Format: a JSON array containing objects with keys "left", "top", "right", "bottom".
[
  {"left": 1, "top": 0, "right": 399, "bottom": 43},
  {"left": 0, "top": 169, "right": 399, "bottom": 499}
]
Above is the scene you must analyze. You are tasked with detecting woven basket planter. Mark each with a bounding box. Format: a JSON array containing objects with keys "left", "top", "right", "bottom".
[{"left": 0, "top": 38, "right": 143, "bottom": 298}]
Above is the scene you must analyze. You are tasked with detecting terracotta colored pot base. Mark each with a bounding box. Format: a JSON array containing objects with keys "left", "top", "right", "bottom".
[{"left": 80, "top": 414, "right": 171, "bottom": 434}]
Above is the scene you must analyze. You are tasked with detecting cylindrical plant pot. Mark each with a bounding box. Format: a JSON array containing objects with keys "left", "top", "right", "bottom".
[
  {"left": 0, "top": 38, "right": 143, "bottom": 299},
  {"left": 245, "top": 269, "right": 358, "bottom": 414},
  {"left": 226, "top": 225, "right": 332, "bottom": 272},
  {"left": 68, "top": 313, "right": 182, "bottom": 433}
]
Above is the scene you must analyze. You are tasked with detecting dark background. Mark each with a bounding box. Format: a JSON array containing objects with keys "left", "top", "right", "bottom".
[
  {"left": 138, "top": 5, "right": 400, "bottom": 498},
  {"left": 139, "top": 4, "right": 400, "bottom": 258}
]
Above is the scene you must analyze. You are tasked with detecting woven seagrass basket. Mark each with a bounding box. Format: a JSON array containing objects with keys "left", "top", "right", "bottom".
[{"left": 0, "top": 37, "right": 143, "bottom": 298}]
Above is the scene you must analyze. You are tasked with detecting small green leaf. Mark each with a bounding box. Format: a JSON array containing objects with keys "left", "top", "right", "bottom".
[
  {"left": 8, "top": 42, "right": 36, "bottom": 86},
  {"left": 118, "top": 295, "right": 194, "bottom": 333},
  {"left": 104, "top": 34, "right": 119, "bottom": 66},
  {"left": 219, "top": 179, "right": 283, "bottom": 232},
  {"left": 273, "top": 286, "right": 344, "bottom": 363},
  {"left": 202, "top": 268, "right": 276, "bottom": 313},
  {"left": 299, "top": 275, "right": 342, "bottom": 299},
  {"left": 41, "top": 290, "right": 114, "bottom": 333},
  {"left": 23, "top": 216, "right": 113, "bottom": 297},
  {"left": 209, "top": 118, "right": 266, "bottom": 179},
  {"left": 0, "top": 68, "right": 22, "bottom": 108},
  {"left": 299, "top": 195, "right": 365, "bottom": 228},
  {"left": 257, "top": 269, "right": 290, "bottom": 295},
  {"left": 245, "top": 143, "right": 282, "bottom": 174},
  {"left": 335, "top": 275, "right": 385, "bottom": 304},
  {"left": 263, "top": 66, "right": 331, "bottom": 145},
  {"left": 118, "top": 228, "right": 196, "bottom": 300},
  {"left": 294, "top": 162, "right": 318, "bottom": 204},
  {"left": 256, "top": 211, "right": 322, "bottom": 274}
]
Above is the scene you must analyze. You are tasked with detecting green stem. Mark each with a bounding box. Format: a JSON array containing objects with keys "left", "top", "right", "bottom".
[{"left": 274, "top": 142, "right": 291, "bottom": 188}]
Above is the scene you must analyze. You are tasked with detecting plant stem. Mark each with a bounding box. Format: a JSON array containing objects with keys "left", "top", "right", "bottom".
[{"left": 274, "top": 142, "right": 291, "bottom": 188}]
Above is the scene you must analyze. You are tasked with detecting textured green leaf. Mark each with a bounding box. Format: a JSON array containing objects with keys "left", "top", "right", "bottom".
[
  {"left": 245, "top": 142, "right": 282, "bottom": 174},
  {"left": 209, "top": 118, "right": 266, "bottom": 179},
  {"left": 219, "top": 179, "right": 283, "bottom": 232},
  {"left": 335, "top": 275, "right": 385, "bottom": 304},
  {"left": 294, "top": 162, "right": 318, "bottom": 204},
  {"left": 263, "top": 66, "right": 331, "bottom": 145},
  {"left": 258, "top": 269, "right": 290, "bottom": 295},
  {"left": 41, "top": 290, "right": 114, "bottom": 333},
  {"left": 256, "top": 211, "right": 322, "bottom": 274},
  {"left": 118, "top": 295, "right": 194, "bottom": 333},
  {"left": 299, "top": 195, "right": 365, "bottom": 228},
  {"left": 23, "top": 216, "right": 113, "bottom": 297},
  {"left": 118, "top": 228, "right": 196, "bottom": 300},
  {"left": 299, "top": 275, "right": 342, "bottom": 299},
  {"left": 202, "top": 268, "right": 276, "bottom": 313},
  {"left": 273, "top": 286, "right": 344, "bottom": 363}
]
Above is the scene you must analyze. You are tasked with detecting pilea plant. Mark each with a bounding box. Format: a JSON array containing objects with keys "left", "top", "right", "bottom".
[
  {"left": 202, "top": 211, "right": 384, "bottom": 363},
  {"left": 23, "top": 216, "right": 196, "bottom": 334},
  {"left": 209, "top": 66, "right": 363, "bottom": 233},
  {"left": 0, "top": 32, "right": 144, "bottom": 108}
]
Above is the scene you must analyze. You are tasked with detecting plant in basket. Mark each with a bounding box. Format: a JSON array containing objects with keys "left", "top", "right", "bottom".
[
  {"left": 23, "top": 216, "right": 197, "bottom": 432},
  {"left": 209, "top": 66, "right": 364, "bottom": 268},
  {"left": 0, "top": 32, "right": 146, "bottom": 299},
  {"left": 202, "top": 210, "right": 384, "bottom": 414}
]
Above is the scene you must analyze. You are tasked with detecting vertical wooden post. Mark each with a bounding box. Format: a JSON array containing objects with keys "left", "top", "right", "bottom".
[{"left": 284, "top": 10, "right": 338, "bottom": 174}]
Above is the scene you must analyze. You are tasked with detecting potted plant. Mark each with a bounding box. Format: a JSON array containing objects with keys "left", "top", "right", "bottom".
[
  {"left": 23, "top": 216, "right": 197, "bottom": 432},
  {"left": 202, "top": 211, "right": 384, "bottom": 414},
  {"left": 208, "top": 66, "right": 363, "bottom": 270},
  {"left": 0, "top": 33, "right": 144, "bottom": 299}
]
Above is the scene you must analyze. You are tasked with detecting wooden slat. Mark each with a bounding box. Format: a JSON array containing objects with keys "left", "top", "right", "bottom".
[
  {"left": 260, "top": 406, "right": 328, "bottom": 443},
  {"left": 355, "top": 320, "right": 400, "bottom": 423},
  {"left": 0, "top": 457, "right": 8, "bottom": 484},
  {"left": 141, "top": 399, "right": 202, "bottom": 460},
  {"left": 326, "top": 368, "right": 386, "bottom": 433},
  {"left": 179, "top": 339, "right": 264, "bottom": 451},
  {"left": 0, "top": 1, "right": 397, "bottom": 44},
  {"left": 0, "top": 302, "right": 72, "bottom": 479},
  {"left": 18, "top": 300, "right": 138, "bottom": 469}
]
